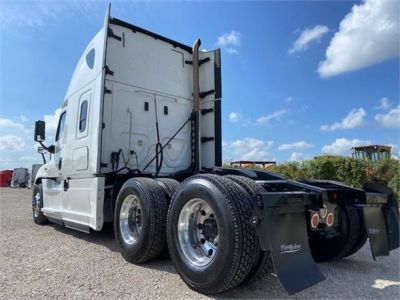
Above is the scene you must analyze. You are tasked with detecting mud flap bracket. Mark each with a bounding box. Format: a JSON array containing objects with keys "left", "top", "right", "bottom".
[{"left": 253, "top": 192, "right": 325, "bottom": 295}]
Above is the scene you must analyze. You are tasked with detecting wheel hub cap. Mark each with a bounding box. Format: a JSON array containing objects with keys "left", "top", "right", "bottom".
[
  {"left": 119, "top": 194, "right": 142, "bottom": 245},
  {"left": 178, "top": 198, "right": 219, "bottom": 267},
  {"left": 201, "top": 218, "right": 218, "bottom": 241}
]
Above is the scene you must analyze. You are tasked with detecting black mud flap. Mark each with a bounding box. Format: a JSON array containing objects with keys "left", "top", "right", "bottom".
[
  {"left": 363, "top": 182, "right": 400, "bottom": 259},
  {"left": 253, "top": 192, "right": 325, "bottom": 295}
]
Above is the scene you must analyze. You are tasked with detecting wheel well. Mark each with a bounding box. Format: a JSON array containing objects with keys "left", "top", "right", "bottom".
[{"left": 104, "top": 175, "right": 138, "bottom": 223}]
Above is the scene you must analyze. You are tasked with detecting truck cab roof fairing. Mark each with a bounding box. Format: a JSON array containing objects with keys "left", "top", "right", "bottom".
[{"left": 64, "top": 29, "right": 106, "bottom": 99}]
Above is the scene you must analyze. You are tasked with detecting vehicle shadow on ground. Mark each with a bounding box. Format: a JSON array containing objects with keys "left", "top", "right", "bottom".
[
  {"left": 49, "top": 222, "right": 119, "bottom": 252},
  {"left": 49, "top": 222, "right": 178, "bottom": 274}
]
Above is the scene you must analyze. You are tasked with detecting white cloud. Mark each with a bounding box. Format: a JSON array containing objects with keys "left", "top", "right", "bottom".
[
  {"left": 289, "top": 25, "right": 329, "bottom": 54},
  {"left": 224, "top": 138, "right": 273, "bottom": 161},
  {"left": 320, "top": 108, "right": 366, "bottom": 131},
  {"left": 0, "top": 158, "right": 12, "bottom": 163},
  {"left": 285, "top": 96, "right": 294, "bottom": 102},
  {"left": 374, "top": 97, "right": 393, "bottom": 110},
  {"left": 322, "top": 138, "right": 371, "bottom": 156},
  {"left": 0, "top": 118, "right": 24, "bottom": 130},
  {"left": 228, "top": 112, "right": 242, "bottom": 123},
  {"left": 20, "top": 155, "right": 40, "bottom": 162},
  {"left": 0, "top": 135, "right": 26, "bottom": 151},
  {"left": 375, "top": 106, "right": 400, "bottom": 128},
  {"left": 225, "top": 48, "right": 239, "bottom": 54},
  {"left": 216, "top": 31, "right": 241, "bottom": 54},
  {"left": 0, "top": 1, "right": 92, "bottom": 29},
  {"left": 44, "top": 108, "right": 62, "bottom": 136},
  {"left": 318, "top": 0, "right": 399, "bottom": 77},
  {"left": 19, "top": 115, "right": 28, "bottom": 122},
  {"left": 278, "top": 141, "right": 314, "bottom": 151},
  {"left": 216, "top": 31, "right": 241, "bottom": 47},
  {"left": 289, "top": 152, "right": 304, "bottom": 162},
  {"left": 256, "top": 109, "right": 288, "bottom": 125}
]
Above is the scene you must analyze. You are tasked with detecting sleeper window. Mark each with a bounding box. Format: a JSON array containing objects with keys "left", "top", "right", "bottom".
[
  {"left": 79, "top": 101, "right": 88, "bottom": 132},
  {"left": 86, "top": 48, "right": 95, "bottom": 69}
]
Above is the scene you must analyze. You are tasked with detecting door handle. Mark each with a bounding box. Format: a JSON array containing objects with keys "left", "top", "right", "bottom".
[
  {"left": 58, "top": 157, "right": 62, "bottom": 169},
  {"left": 64, "top": 178, "right": 70, "bottom": 191}
]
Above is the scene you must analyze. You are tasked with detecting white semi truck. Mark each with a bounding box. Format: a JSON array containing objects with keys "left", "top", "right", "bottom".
[{"left": 33, "top": 6, "right": 399, "bottom": 295}]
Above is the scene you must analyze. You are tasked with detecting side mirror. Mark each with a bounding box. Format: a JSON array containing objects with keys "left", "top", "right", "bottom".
[{"left": 34, "top": 120, "right": 46, "bottom": 142}]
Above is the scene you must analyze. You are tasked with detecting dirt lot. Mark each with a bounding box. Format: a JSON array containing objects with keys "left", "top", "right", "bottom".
[{"left": 1, "top": 187, "right": 399, "bottom": 299}]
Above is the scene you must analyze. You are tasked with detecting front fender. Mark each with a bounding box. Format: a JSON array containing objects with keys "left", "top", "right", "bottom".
[{"left": 34, "top": 163, "right": 51, "bottom": 184}]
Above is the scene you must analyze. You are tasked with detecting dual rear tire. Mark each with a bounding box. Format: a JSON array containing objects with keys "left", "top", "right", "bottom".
[
  {"left": 114, "top": 178, "right": 168, "bottom": 263},
  {"left": 114, "top": 174, "right": 269, "bottom": 294}
]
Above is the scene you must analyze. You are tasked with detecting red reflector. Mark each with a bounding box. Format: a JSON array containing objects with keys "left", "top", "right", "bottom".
[
  {"left": 326, "top": 212, "right": 334, "bottom": 227},
  {"left": 310, "top": 213, "right": 320, "bottom": 229}
]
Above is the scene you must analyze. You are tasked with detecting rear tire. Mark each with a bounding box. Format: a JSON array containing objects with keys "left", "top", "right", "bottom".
[
  {"left": 309, "top": 206, "right": 360, "bottom": 262},
  {"left": 344, "top": 209, "right": 368, "bottom": 257},
  {"left": 154, "top": 178, "right": 180, "bottom": 258},
  {"left": 167, "top": 174, "right": 256, "bottom": 294},
  {"left": 32, "top": 184, "right": 48, "bottom": 225},
  {"left": 225, "top": 175, "right": 274, "bottom": 284},
  {"left": 154, "top": 178, "right": 179, "bottom": 202},
  {"left": 114, "top": 177, "right": 167, "bottom": 263}
]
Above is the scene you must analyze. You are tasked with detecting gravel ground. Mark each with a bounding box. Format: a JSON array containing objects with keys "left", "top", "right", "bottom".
[{"left": 1, "top": 187, "right": 399, "bottom": 299}]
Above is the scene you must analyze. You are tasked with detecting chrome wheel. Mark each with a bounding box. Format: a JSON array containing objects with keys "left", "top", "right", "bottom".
[
  {"left": 33, "top": 192, "right": 40, "bottom": 217},
  {"left": 178, "top": 198, "right": 218, "bottom": 267},
  {"left": 119, "top": 194, "right": 143, "bottom": 245}
]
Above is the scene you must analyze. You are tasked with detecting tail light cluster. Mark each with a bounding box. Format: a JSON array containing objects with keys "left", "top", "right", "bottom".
[{"left": 309, "top": 208, "right": 335, "bottom": 230}]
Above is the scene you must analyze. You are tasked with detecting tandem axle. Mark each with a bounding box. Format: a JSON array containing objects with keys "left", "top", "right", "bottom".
[{"left": 32, "top": 5, "right": 399, "bottom": 296}]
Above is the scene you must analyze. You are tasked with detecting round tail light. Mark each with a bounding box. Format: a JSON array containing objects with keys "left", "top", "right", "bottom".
[
  {"left": 326, "top": 212, "right": 334, "bottom": 227},
  {"left": 310, "top": 212, "right": 320, "bottom": 229}
]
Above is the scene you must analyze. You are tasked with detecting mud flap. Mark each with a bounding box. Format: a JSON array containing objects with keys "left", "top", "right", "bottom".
[
  {"left": 253, "top": 192, "right": 325, "bottom": 295},
  {"left": 363, "top": 182, "right": 400, "bottom": 259},
  {"left": 363, "top": 203, "right": 389, "bottom": 258}
]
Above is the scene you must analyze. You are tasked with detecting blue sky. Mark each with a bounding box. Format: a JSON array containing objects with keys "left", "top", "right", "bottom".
[{"left": 0, "top": 0, "right": 399, "bottom": 169}]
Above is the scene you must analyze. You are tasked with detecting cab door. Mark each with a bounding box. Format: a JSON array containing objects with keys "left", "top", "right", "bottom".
[{"left": 41, "top": 109, "right": 67, "bottom": 216}]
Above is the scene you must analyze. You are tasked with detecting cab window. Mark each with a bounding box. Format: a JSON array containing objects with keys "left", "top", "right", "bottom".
[
  {"left": 79, "top": 101, "right": 88, "bottom": 132},
  {"left": 55, "top": 112, "right": 67, "bottom": 142}
]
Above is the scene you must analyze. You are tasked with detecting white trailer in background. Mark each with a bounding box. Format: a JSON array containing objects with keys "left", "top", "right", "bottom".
[
  {"left": 11, "top": 168, "right": 29, "bottom": 188},
  {"left": 32, "top": 5, "right": 399, "bottom": 296}
]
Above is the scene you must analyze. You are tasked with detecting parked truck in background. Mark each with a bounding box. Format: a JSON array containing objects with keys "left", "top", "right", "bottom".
[
  {"left": 32, "top": 6, "right": 399, "bottom": 295},
  {"left": 11, "top": 167, "right": 29, "bottom": 188}
]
